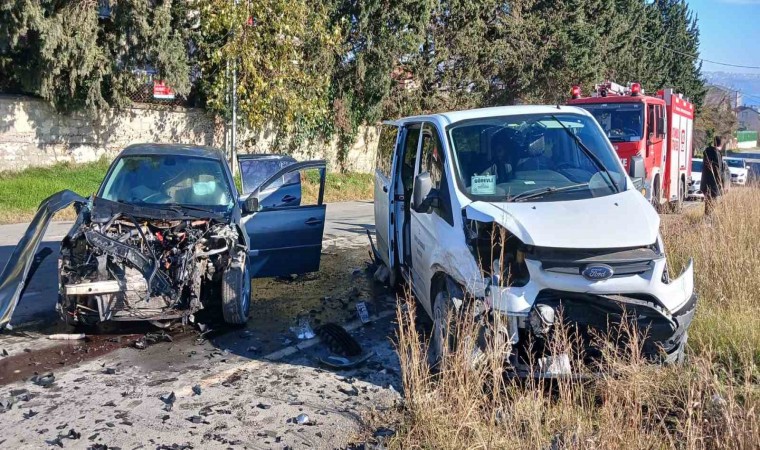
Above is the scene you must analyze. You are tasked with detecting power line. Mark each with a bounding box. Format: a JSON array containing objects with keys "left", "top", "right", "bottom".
[
  {"left": 710, "top": 84, "right": 760, "bottom": 104},
  {"left": 636, "top": 35, "right": 760, "bottom": 70}
]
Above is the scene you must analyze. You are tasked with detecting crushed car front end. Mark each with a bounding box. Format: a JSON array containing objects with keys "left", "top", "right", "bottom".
[
  {"left": 486, "top": 241, "right": 696, "bottom": 369},
  {"left": 463, "top": 195, "right": 696, "bottom": 375},
  {"left": 57, "top": 198, "right": 246, "bottom": 326}
]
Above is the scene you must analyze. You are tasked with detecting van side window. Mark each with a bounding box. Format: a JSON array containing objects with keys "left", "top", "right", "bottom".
[
  {"left": 402, "top": 127, "right": 421, "bottom": 196},
  {"left": 418, "top": 124, "right": 453, "bottom": 225},
  {"left": 419, "top": 127, "right": 445, "bottom": 189},
  {"left": 375, "top": 124, "right": 398, "bottom": 179}
]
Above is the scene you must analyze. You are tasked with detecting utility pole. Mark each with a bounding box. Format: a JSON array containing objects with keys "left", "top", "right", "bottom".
[{"left": 230, "top": 0, "right": 239, "bottom": 176}]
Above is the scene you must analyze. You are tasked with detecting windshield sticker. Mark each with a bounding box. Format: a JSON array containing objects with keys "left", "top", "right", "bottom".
[
  {"left": 471, "top": 175, "right": 496, "bottom": 195},
  {"left": 523, "top": 180, "right": 535, "bottom": 185}
]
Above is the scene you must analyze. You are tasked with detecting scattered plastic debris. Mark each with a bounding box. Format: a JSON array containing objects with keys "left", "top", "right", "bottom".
[
  {"left": 295, "top": 413, "right": 313, "bottom": 425},
  {"left": 355, "top": 302, "right": 370, "bottom": 324},
  {"left": 373, "top": 427, "right": 395, "bottom": 438},
  {"left": 291, "top": 313, "right": 316, "bottom": 340},
  {"left": 103, "top": 367, "right": 117, "bottom": 375},
  {"left": 47, "top": 333, "right": 86, "bottom": 340},
  {"left": 30, "top": 372, "right": 55, "bottom": 388},
  {"left": 373, "top": 265, "right": 390, "bottom": 284},
  {"left": 316, "top": 323, "right": 362, "bottom": 356},
  {"left": 192, "top": 385, "right": 202, "bottom": 396},
  {"left": 337, "top": 385, "right": 359, "bottom": 397},
  {"left": 319, "top": 352, "right": 374, "bottom": 370},
  {"left": 133, "top": 331, "right": 173, "bottom": 350},
  {"left": 160, "top": 392, "right": 176, "bottom": 411}
]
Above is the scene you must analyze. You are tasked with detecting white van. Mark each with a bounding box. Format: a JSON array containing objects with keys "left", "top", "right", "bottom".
[{"left": 372, "top": 106, "right": 696, "bottom": 373}]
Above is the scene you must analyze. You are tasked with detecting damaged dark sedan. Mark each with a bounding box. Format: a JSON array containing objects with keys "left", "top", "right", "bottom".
[{"left": 0, "top": 144, "right": 327, "bottom": 329}]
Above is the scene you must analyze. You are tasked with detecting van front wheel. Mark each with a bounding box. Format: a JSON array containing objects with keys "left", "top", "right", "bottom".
[{"left": 428, "top": 279, "right": 465, "bottom": 369}]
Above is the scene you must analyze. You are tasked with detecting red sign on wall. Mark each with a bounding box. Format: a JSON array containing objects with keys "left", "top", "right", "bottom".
[{"left": 153, "top": 80, "right": 175, "bottom": 100}]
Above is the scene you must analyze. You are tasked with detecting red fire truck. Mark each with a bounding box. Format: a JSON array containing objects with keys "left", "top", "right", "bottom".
[{"left": 568, "top": 81, "right": 694, "bottom": 211}]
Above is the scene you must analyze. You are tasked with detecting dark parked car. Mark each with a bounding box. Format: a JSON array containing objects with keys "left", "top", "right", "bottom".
[{"left": 0, "top": 144, "right": 327, "bottom": 329}]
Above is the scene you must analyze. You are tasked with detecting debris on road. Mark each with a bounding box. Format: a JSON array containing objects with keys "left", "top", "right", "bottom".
[
  {"left": 192, "top": 385, "right": 201, "bottom": 396},
  {"left": 295, "top": 413, "right": 313, "bottom": 425},
  {"left": 355, "top": 302, "right": 370, "bottom": 324},
  {"left": 47, "top": 333, "right": 86, "bottom": 340},
  {"left": 291, "top": 313, "right": 316, "bottom": 340},
  {"left": 30, "top": 372, "right": 55, "bottom": 388},
  {"left": 133, "top": 331, "right": 173, "bottom": 350},
  {"left": 160, "top": 392, "right": 176, "bottom": 411},
  {"left": 316, "top": 323, "right": 362, "bottom": 356},
  {"left": 319, "top": 352, "right": 374, "bottom": 370}
]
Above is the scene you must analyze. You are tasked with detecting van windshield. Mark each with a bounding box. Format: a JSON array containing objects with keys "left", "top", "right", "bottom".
[{"left": 448, "top": 113, "right": 626, "bottom": 202}]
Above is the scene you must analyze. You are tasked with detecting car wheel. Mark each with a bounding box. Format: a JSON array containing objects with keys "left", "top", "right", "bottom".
[
  {"left": 651, "top": 176, "right": 662, "bottom": 212},
  {"left": 428, "top": 279, "right": 466, "bottom": 369},
  {"left": 222, "top": 261, "right": 251, "bottom": 325}
]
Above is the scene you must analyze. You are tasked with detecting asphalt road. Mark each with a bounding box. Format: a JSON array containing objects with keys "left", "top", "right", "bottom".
[{"left": 0, "top": 201, "right": 375, "bottom": 328}]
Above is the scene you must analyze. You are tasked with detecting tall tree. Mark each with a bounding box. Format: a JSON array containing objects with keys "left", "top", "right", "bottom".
[
  {"left": 0, "top": 0, "right": 194, "bottom": 113},
  {"left": 198, "top": 0, "right": 340, "bottom": 147}
]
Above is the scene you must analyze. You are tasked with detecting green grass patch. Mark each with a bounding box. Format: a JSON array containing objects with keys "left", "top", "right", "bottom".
[{"left": 0, "top": 160, "right": 111, "bottom": 223}]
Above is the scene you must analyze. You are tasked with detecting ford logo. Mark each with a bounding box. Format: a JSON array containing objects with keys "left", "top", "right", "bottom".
[{"left": 582, "top": 264, "right": 614, "bottom": 281}]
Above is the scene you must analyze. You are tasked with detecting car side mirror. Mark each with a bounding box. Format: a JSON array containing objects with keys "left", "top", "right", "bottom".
[
  {"left": 412, "top": 172, "right": 439, "bottom": 213},
  {"left": 242, "top": 195, "right": 259, "bottom": 214},
  {"left": 629, "top": 155, "right": 646, "bottom": 179}
]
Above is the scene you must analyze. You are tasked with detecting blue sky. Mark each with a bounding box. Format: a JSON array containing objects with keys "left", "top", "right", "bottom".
[{"left": 689, "top": 0, "right": 760, "bottom": 74}]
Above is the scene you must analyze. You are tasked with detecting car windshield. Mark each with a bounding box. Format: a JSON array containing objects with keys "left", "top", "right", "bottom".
[
  {"left": 448, "top": 113, "right": 626, "bottom": 202},
  {"left": 692, "top": 160, "right": 703, "bottom": 172},
  {"left": 578, "top": 103, "right": 644, "bottom": 142},
  {"left": 725, "top": 159, "right": 744, "bottom": 168},
  {"left": 100, "top": 155, "right": 234, "bottom": 209}
]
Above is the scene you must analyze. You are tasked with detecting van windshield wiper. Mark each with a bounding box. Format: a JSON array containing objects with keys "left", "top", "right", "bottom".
[
  {"left": 550, "top": 115, "right": 620, "bottom": 193},
  {"left": 510, "top": 183, "right": 589, "bottom": 202}
]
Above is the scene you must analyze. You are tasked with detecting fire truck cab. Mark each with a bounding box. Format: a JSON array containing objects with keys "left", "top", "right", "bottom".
[{"left": 568, "top": 81, "right": 694, "bottom": 211}]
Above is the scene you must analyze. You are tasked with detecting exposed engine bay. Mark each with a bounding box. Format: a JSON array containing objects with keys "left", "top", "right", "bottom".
[{"left": 58, "top": 205, "right": 244, "bottom": 326}]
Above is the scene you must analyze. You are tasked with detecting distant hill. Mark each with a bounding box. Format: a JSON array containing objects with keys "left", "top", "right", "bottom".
[{"left": 704, "top": 72, "right": 760, "bottom": 106}]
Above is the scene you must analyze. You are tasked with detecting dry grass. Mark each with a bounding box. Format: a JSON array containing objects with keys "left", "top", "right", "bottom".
[
  {"left": 389, "top": 187, "right": 760, "bottom": 450},
  {"left": 302, "top": 170, "right": 374, "bottom": 204}
]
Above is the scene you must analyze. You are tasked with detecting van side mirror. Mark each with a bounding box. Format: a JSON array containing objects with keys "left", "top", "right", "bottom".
[
  {"left": 412, "top": 172, "right": 439, "bottom": 213},
  {"left": 242, "top": 195, "right": 259, "bottom": 214},
  {"left": 630, "top": 155, "right": 646, "bottom": 179}
]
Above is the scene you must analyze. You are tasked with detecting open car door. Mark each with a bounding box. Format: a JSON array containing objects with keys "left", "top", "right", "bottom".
[
  {"left": 238, "top": 154, "right": 301, "bottom": 209},
  {"left": 373, "top": 122, "right": 399, "bottom": 276},
  {"left": 240, "top": 160, "right": 327, "bottom": 278}
]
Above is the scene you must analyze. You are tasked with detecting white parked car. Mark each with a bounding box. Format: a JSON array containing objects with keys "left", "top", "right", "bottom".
[
  {"left": 372, "top": 106, "right": 696, "bottom": 376},
  {"left": 688, "top": 158, "right": 703, "bottom": 199},
  {"left": 724, "top": 157, "right": 749, "bottom": 185}
]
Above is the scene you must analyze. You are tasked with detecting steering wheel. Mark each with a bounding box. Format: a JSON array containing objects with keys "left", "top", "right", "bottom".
[{"left": 612, "top": 127, "right": 638, "bottom": 137}]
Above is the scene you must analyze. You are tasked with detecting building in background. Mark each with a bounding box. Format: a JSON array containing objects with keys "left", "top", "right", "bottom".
[{"left": 737, "top": 106, "right": 760, "bottom": 133}]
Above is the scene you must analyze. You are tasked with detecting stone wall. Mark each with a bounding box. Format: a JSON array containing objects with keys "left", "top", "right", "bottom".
[{"left": 0, "top": 95, "right": 379, "bottom": 173}]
